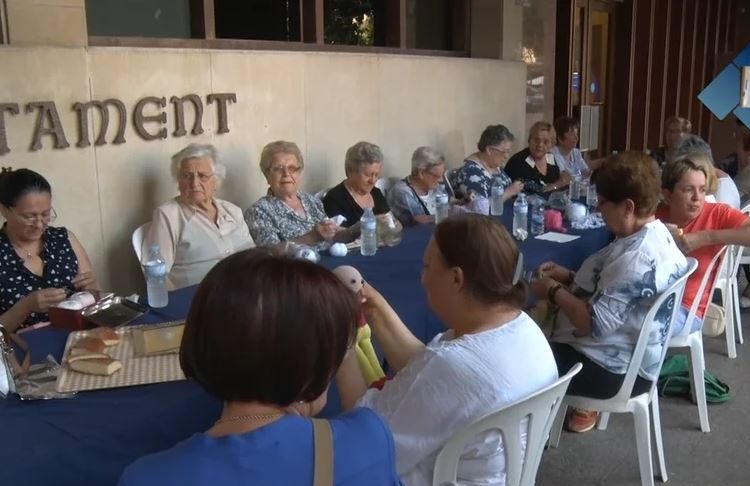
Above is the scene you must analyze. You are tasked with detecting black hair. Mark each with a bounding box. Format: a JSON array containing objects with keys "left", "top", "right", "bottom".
[{"left": 0, "top": 168, "right": 52, "bottom": 208}]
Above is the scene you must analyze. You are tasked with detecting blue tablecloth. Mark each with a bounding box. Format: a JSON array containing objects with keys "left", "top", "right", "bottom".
[{"left": 3, "top": 213, "right": 611, "bottom": 486}]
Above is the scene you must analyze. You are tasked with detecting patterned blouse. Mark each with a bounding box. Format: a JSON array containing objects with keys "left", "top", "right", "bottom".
[
  {"left": 0, "top": 226, "right": 78, "bottom": 327},
  {"left": 448, "top": 159, "right": 512, "bottom": 200},
  {"left": 245, "top": 192, "right": 328, "bottom": 246}
]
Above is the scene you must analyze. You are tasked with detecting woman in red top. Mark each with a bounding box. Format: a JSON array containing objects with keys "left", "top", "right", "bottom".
[{"left": 657, "top": 156, "right": 750, "bottom": 334}]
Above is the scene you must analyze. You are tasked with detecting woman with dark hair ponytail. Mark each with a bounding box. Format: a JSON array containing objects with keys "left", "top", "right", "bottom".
[{"left": 0, "top": 168, "right": 97, "bottom": 334}]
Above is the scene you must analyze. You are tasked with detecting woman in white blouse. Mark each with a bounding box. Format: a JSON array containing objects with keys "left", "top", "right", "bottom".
[
  {"left": 144, "top": 143, "right": 254, "bottom": 290},
  {"left": 335, "top": 214, "right": 557, "bottom": 486},
  {"left": 551, "top": 116, "right": 590, "bottom": 178}
]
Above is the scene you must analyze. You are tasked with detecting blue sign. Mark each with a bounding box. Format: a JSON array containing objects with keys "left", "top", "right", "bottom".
[{"left": 699, "top": 43, "right": 750, "bottom": 128}]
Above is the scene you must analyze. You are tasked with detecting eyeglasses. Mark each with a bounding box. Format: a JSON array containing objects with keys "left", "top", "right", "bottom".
[
  {"left": 488, "top": 146, "right": 513, "bottom": 157},
  {"left": 11, "top": 207, "right": 57, "bottom": 226},
  {"left": 179, "top": 172, "right": 215, "bottom": 183},
  {"left": 269, "top": 165, "right": 302, "bottom": 176}
]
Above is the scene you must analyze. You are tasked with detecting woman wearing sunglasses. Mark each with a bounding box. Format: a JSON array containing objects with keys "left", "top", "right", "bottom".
[{"left": 0, "top": 168, "right": 97, "bottom": 333}]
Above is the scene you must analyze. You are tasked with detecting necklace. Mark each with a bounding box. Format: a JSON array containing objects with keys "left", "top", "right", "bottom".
[
  {"left": 10, "top": 241, "right": 38, "bottom": 260},
  {"left": 215, "top": 412, "right": 285, "bottom": 425}
]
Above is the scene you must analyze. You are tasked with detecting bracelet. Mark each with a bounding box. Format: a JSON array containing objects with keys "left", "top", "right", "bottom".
[{"left": 547, "top": 283, "right": 564, "bottom": 305}]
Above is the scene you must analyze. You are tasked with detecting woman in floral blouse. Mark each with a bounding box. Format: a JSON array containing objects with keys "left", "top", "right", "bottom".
[
  {"left": 449, "top": 124, "right": 524, "bottom": 204},
  {"left": 245, "top": 141, "right": 355, "bottom": 247}
]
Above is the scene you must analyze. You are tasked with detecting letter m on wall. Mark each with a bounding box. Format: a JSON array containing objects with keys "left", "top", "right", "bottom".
[{"left": 74, "top": 99, "right": 127, "bottom": 147}]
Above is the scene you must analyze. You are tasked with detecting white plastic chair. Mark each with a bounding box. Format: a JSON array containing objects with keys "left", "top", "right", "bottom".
[
  {"left": 667, "top": 248, "right": 727, "bottom": 433},
  {"left": 432, "top": 363, "right": 583, "bottom": 486},
  {"left": 713, "top": 243, "right": 745, "bottom": 358},
  {"left": 131, "top": 223, "right": 150, "bottom": 262},
  {"left": 549, "top": 258, "right": 697, "bottom": 486},
  {"left": 375, "top": 177, "right": 400, "bottom": 196}
]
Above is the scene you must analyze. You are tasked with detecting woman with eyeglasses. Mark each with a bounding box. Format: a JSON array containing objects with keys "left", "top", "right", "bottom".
[
  {"left": 505, "top": 121, "right": 571, "bottom": 193},
  {"left": 448, "top": 124, "right": 524, "bottom": 207},
  {"left": 387, "top": 146, "right": 446, "bottom": 226},
  {"left": 246, "top": 140, "right": 355, "bottom": 247},
  {"left": 145, "top": 143, "right": 255, "bottom": 291},
  {"left": 0, "top": 168, "right": 96, "bottom": 333}
]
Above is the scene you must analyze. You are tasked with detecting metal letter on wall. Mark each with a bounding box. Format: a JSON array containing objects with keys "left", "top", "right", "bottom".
[
  {"left": 207, "top": 93, "right": 237, "bottom": 134},
  {"left": 0, "top": 103, "right": 20, "bottom": 155},
  {"left": 171, "top": 94, "right": 205, "bottom": 137},
  {"left": 26, "top": 101, "right": 70, "bottom": 151},
  {"left": 133, "top": 97, "right": 168, "bottom": 141},
  {"left": 73, "top": 99, "right": 127, "bottom": 148}
]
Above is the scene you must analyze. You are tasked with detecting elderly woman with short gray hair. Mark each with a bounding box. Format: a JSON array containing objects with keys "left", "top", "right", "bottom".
[
  {"left": 246, "top": 140, "right": 353, "bottom": 247},
  {"left": 387, "top": 146, "right": 446, "bottom": 226},
  {"left": 323, "top": 141, "right": 391, "bottom": 227},
  {"left": 145, "top": 143, "right": 254, "bottom": 290}
]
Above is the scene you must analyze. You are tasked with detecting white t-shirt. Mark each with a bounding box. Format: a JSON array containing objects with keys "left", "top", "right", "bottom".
[
  {"left": 358, "top": 313, "right": 557, "bottom": 486},
  {"left": 713, "top": 177, "right": 741, "bottom": 208}
]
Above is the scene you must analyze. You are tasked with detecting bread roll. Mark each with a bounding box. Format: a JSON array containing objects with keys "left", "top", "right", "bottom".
[
  {"left": 67, "top": 352, "right": 111, "bottom": 363},
  {"left": 69, "top": 358, "right": 122, "bottom": 376},
  {"left": 72, "top": 337, "right": 106, "bottom": 354},
  {"left": 93, "top": 327, "right": 121, "bottom": 346}
]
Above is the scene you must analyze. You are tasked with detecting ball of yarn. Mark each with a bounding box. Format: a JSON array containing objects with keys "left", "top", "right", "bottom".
[
  {"left": 565, "top": 203, "right": 588, "bottom": 223},
  {"left": 329, "top": 242, "right": 348, "bottom": 257}
]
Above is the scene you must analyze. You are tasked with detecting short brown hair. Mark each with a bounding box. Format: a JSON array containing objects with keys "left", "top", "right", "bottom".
[
  {"left": 592, "top": 151, "right": 661, "bottom": 217},
  {"left": 260, "top": 140, "right": 304, "bottom": 176},
  {"left": 528, "top": 121, "right": 556, "bottom": 145},
  {"left": 661, "top": 154, "right": 717, "bottom": 194},
  {"left": 433, "top": 214, "right": 526, "bottom": 308},
  {"left": 180, "top": 248, "right": 359, "bottom": 404},
  {"left": 741, "top": 131, "right": 750, "bottom": 152},
  {"left": 553, "top": 116, "right": 579, "bottom": 143}
]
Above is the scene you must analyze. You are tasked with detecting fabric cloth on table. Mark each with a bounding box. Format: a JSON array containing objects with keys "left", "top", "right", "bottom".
[
  {"left": 322, "top": 182, "right": 390, "bottom": 228},
  {"left": 245, "top": 192, "right": 327, "bottom": 246},
  {"left": 145, "top": 197, "right": 254, "bottom": 290},
  {"left": 551, "top": 220, "right": 689, "bottom": 381},
  {"left": 570, "top": 213, "right": 606, "bottom": 230},
  {"left": 551, "top": 146, "right": 588, "bottom": 177},
  {"left": 357, "top": 312, "right": 557, "bottom": 486},
  {"left": 448, "top": 159, "right": 511, "bottom": 201},
  {"left": 656, "top": 202, "right": 749, "bottom": 324},
  {"left": 119, "top": 408, "right": 400, "bottom": 486},
  {"left": 504, "top": 148, "right": 560, "bottom": 187},
  {"left": 0, "top": 225, "right": 78, "bottom": 328},
  {"left": 387, "top": 178, "right": 435, "bottom": 226}
]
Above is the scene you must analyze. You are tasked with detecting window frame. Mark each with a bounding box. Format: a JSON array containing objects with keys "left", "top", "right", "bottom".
[{"left": 86, "top": 0, "right": 470, "bottom": 58}]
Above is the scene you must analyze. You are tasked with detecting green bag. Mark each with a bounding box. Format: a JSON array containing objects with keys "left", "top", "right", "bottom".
[{"left": 657, "top": 355, "right": 730, "bottom": 404}]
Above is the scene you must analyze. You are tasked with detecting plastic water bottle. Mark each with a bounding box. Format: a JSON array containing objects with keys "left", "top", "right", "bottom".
[
  {"left": 435, "top": 183, "right": 450, "bottom": 223},
  {"left": 360, "top": 208, "right": 377, "bottom": 256},
  {"left": 142, "top": 245, "right": 168, "bottom": 308},
  {"left": 530, "top": 201, "right": 545, "bottom": 235},
  {"left": 490, "top": 177, "right": 505, "bottom": 216},
  {"left": 513, "top": 193, "right": 529, "bottom": 240}
]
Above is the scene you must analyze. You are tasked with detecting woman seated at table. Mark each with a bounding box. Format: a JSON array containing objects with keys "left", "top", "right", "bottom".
[
  {"left": 145, "top": 143, "right": 254, "bottom": 290},
  {"left": 0, "top": 168, "right": 97, "bottom": 333},
  {"left": 335, "top": 214, "right": 557, "bottom": 486},
  {"left": 551, "top": 116, "right": 589, "bottom": 178},
  {"left": 505, "top": 121, "right": 570, "bottom": 193},
  {"left": 448, "top": 124, "right": 523, "bottom": 204},
  {"left": 246, "top": 140, "right": 354, "bottom": 247},
  {"left": 649, "top": 116, "right": 691, "bottom": 167},
  {"left": 119, "top": 248, "right": 400, "bottom": 485},
  {"left": 323, "top": 141, "right": 391, "bottom": 227},
  {"left": 674, "top": 134, "right": 740, "bottom": 208},
  {"left": 656, "top": 155, "right": 750, "bottom": 335},
  {"left": 387, "top": 146, "right": 446, "bottom": 226},
  {"left": 530, "top": 152, "right": 689, "bottom": 433}
]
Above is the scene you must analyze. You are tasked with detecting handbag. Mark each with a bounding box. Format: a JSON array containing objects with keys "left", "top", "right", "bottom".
[
  {"left": 702, "top": 303, "right": 726, "bottom": 337},
  {"left": 312, "top": 418, "right": 334, "bottom": 486}
]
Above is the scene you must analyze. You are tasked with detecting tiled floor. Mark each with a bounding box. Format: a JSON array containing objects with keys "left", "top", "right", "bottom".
[{"left": 536, "top": 311, "right": 750, "bottom": 485}]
